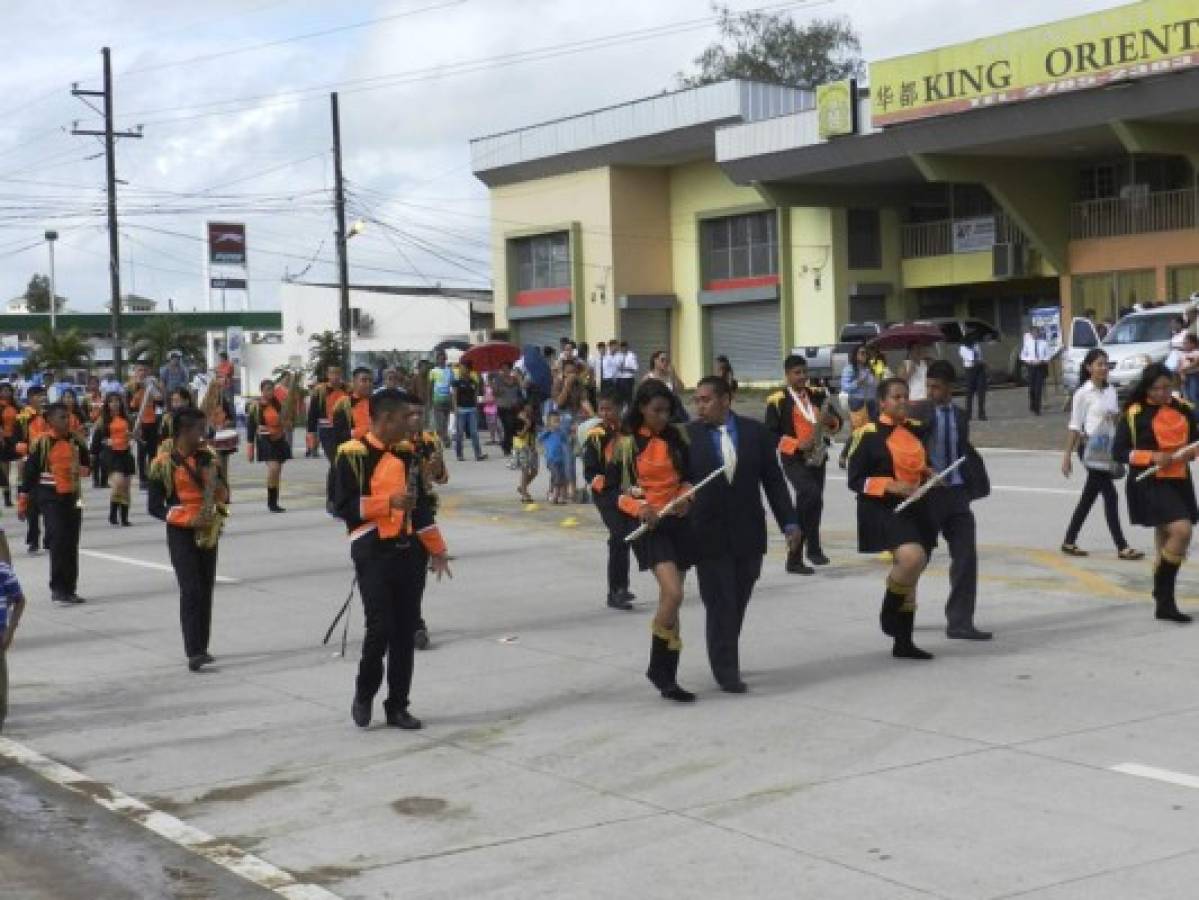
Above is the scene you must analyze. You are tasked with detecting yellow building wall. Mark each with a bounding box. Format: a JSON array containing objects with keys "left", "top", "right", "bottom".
[
  {"left": 489, "top": 168, "right": 615, "bottom": 342},
  {"left": 789, "top": 207, "right": 837, "bottom": 345},
  {"left": 608, "top": 167, "right": 674, "bottom": 307},
  {"left": 901, "top": 248, "right": 1056, "bottom": 291},
  {"left": 667, "top": 160, "right": 768, "bottom": 386}
]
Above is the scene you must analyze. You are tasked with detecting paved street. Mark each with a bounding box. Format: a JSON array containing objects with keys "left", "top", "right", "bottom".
[{"left": 4, "top": 431, "right": 1199, "bottom": 899}]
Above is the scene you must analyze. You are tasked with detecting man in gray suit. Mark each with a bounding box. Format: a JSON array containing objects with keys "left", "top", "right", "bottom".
[{"left": 924, "top": 360, "right": 992, "bottom": 640}]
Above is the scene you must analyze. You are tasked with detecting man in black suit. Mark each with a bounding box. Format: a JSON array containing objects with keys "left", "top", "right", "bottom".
[
  {"left": 687, "top": 376, "right": 800, "bottom": 692},
  {"left": 923, "top": 360, "right": 992, "bottom": 640}
]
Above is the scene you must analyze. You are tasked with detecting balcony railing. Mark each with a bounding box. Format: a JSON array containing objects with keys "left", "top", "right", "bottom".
[
  {"left": 1071, "top": 188, "right": 1197, "bottom": 240},
  {"left": 901, "top": 211, "right": 1027, "bottom": 260}
]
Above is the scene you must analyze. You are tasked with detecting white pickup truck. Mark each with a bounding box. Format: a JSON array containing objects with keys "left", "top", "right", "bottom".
[{"left": 1061, "top": 300, "right": 1199, "bottom": 393}]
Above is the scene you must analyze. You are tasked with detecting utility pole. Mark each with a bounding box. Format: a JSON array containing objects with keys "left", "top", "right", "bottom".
[
  {"left": 44, "top": 230, "right": 58, "bottom": 332},
  {"left": 71, "top": 47, "right": 142, "bottom": 380},
  {"left": 331, "top": 92, "right": 352, "bottom": 372}
]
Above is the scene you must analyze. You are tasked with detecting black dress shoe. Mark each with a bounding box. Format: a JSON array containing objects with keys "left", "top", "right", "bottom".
[
  {"left": 351, "top": 698, "right": 371, "bottom": 728},
  {"left": 947, "top": 626, "right": 993, "bottom": 640},
  {"left": 719, "top": 680, "right": 748, "bottom": 694},
  {"left": 618, "top": 589, "right": 636, "bottom": 603},
  {"left": 414, "top": 628, "right": 430, "bottom": 650},
  {"left": 187, "top": 654, "right": 208, "bottom": 672},
  {"left": 57, "top": 594, "right": 86, "bottom": 605},
  {"left": 807, "top": 550, "right": 830, "bottom": 566},
  {"left": 786, "top": 560, "right": 815, "bottom": 576},
  {"left": 385, "top": 709, "right": 423, "bottom": 730},
  {"left": 606, "top": 592, "right": 634, "bottom": 611},
  {"left": 660, "top": 684, "right": 696, "bottom": 703}
]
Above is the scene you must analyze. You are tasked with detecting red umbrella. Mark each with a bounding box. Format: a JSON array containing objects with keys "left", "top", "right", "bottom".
[
  {"left": 866, "top": 323, "right": 944, "bottom": 351},
  {"left": 460, "top": 341, "right": 521, "bottom": 372}
]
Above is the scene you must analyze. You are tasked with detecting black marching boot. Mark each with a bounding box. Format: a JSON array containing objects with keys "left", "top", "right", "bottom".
[
  {"left": 786, "top": 538, "right": 814, "bottom": 576},
  {"left": 607, "top": 590, "right": 634, "bottom": 611},
  {"left": 892, "top": 600, "right": 934, "bottom": 660},
  {"left": 108, "top": 502, "right": 119, "bottom": 526},
  {"left": 806, "top": 530, "right": 830, "bottom": 567},
  {"left": 647, "top": 626, "right": 695, "bottom": 702},
  {"left": 879, "top": 578, "right": 908, "bottom": 637},
  {"left": 119, "top": 502, "right": 130, "bottom": 527},
  {"left": 1154, "top": 552, "right": 1192, "bottom": 623},
  {"left": 267, "top": 486, "right": 286, "bottom": 513}
]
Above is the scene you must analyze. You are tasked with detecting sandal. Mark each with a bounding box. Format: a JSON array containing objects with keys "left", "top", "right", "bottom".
[
  {"left": 1060, "top": 544, "right": 1089, "bottom": 557},
  {"left": 1118, "top": 548, "right": 1145, "bottom": 561}
]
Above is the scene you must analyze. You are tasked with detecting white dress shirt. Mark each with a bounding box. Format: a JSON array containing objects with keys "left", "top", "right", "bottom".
[
  {"left": 1068, "top": 381, "right": 1119, "bottom": 436},
  {"left": 959, "top": 345, "right": 981, "bottom": 369},
  {"left": 619, "top": 351, "right": 638, "bottom": 379},
  {"left": 602, "top": 351, "right": 622, "bottom": 381}
]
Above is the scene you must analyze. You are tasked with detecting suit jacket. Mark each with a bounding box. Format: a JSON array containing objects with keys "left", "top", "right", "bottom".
[
  {"left": 922, "top": 402, "right": 990, "bottom": 502},
  {"left": 685, "top": 415, "right": 796, "bottom": 561}
]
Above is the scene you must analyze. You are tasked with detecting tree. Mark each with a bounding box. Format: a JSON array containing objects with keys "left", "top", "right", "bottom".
[
  {"left": 26, "top": 328, "right": 92, "bottom": 373},
  {"left": 307, "top": 330, "right": 346, "bottom": 380},
  {"left": 677, "top": 6, "right": 863, "bottom": 90},
  {"left": 23, "top": 273, "right": 67, "bottom": 313},
  {"left": 128, "top": 316, "right": 207, "bottom": 371}
]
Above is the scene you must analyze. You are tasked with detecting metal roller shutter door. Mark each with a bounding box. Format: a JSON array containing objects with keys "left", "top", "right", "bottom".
[
  {"left": 619, "top": 308, "right": 671, "bottom": 382},
  {"left": 706, "top": 301, "right": 781, "bottom": 382},
  {"left": 513, "top": 316, "right": 572, "bottom": 352}
]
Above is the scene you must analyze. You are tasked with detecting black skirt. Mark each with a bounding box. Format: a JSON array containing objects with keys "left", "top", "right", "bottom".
[
  {"left": 0, "top": 440, "right": 17, "bottom": 463},
  {"left": 256, "top": 435, "right": 293, "bottom": 463},
  {"left": 630, "top": 513, "right": 692, "bottom": 572},
  {"left": 857, "top": 496, "right": 938, "bottom": 553},
  {"left": 101, "top": 447, "right": 136, "bottom": 476},
  {"left": 1126, "top": 474, "right": 1198, "bottom": 527}
]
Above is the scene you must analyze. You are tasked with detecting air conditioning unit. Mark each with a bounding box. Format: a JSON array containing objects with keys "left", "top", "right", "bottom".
[
  {"left": 469, "top": 329, "right": 491, "bottom": 344},
  {"left": 992, "top": 243, "right": 1027, "bottom": 279}
]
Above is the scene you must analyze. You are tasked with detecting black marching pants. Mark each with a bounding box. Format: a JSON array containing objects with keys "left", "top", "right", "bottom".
[
  {"left": 41, "top": 491, "right": 81, "bottom": 597},
  {"left": 354, "top": 540, "right": 426, "bottom": 711},
  {"left": 24, "top": 491, "right": 40, "bottom": 550},
  {"left": 965, "top": 366, "right": 988, "bottom": 420},
  {"left": 1027, "top": 363, "right": 1048, "bottom": 415},
  {"left": 783, "top": 458, "right": 826, "bottom": 553},
  {"left": 1064, "top": 467, "right": 1128, "bottom": 550},
  {"left": 136, "top": 422, "right": 160, "bottom": 483},
  {"left": 498, "top": 407, "right": 518, "bottom": 456},
  {"left": 167, "top": 525, "right": 218, "bottom": 658},
  {"left": 695, "top": 554, "right": 763, "bottom": 685},
  {"left": 593, "top": 495, "right": 630, "bottom": 593},
  {"left": 925, "top": 486, "right": 979, "bottom": 632}
]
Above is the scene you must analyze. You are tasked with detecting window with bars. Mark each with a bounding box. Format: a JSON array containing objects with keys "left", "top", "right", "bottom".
[
  {"left": 701, "top": 211, "right": 777, "bottom": 284},
  {"left": 847, "top": 208, "right": 882, "bottom": 270},
  {"left": 513, "top": 232, "right": 571, "bottom": 292}
]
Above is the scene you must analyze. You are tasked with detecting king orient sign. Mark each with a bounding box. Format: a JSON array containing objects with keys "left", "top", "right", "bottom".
[
  {"left": 869, "top": 0, "right": 1199, "bottom": 127},
  {"left": 207, "top": 222, "right": 247, "bottom": 265}
]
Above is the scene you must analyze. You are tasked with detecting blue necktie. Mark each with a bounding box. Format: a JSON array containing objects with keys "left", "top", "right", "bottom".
[{"left": 941, "top": 407, "right": 953, "bottom": 473}]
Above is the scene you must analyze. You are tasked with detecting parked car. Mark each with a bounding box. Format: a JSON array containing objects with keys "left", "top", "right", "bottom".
[
  {"left": 915, "top": 318, "right": 1020, "bottom": 383},
  {"left": 793, "top": 322, "right": 890, "bottom": 383},
  {"left": 1061, "top": 301, "right": 1198, "bottom": 393}
]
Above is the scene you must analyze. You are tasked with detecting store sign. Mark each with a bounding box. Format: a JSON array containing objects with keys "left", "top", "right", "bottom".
[
  {"left": 207, "top": 222, "right": 247, "bottom": 265},
  {"left": 226, "top": 327, "right": 244, "bottom": 367},
  {"left": 816, "top": 78, "right": 857, "bottom": 138},
  {"left": 952, "top": 216, "right": 997, "bottom": 253},
  {"left": 210, "top": 277, "right": 248, "bottom": 290},
  {"left": 1030, "top": 306, "right": 1063, "bottom": 356},
  {"left": 870, "top": 0, "right": 1199, "bottom": 127}
]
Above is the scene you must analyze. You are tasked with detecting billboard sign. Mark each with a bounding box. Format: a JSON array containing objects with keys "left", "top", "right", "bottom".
[
  {"left": 816, "top": 79, "right": 858, "bottom": 138},
  {"left": 207, "top": 222, "right": 247, "bottom": 265},
  {"left": 210, "top": 277, "right": 248, "bottom": 290},
  {"left": 952, "top": 216, "right": 997, "bottom": 253},
  {"left": 869, "top": 0, "right": 1199, "bottom": 127}
]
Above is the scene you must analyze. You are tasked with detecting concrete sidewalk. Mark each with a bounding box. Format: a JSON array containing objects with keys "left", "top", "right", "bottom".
[{"left": 4, "top": 450, "right": 1199, "bottom": 898}]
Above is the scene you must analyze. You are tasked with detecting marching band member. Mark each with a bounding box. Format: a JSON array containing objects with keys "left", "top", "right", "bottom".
[
  {"left": 307, "top": 365, "right": 348, "bottom": 462},
  {"left": 246, "top": 378, "right": 292, "bottom": 513},
  {"left": 91, "top": 393, "right": 136, "bottom": 527},
  {"left": 158, "top": 386, "right": 195, "bottom": 449},
  {"left": 201, "top": 374, "right": 238, "bottom": 489},
  {"left": 84, "top": 376, "right": 105, "bottom": 488},
  {"left": 398, "top": 413, "right": 447, "bottom": 652},
  {"left": 609, "top": 380, "right": 696, "bottom": 702},
  {"left": 0, "top": 382, "right": 20, "bottom": 507},
  {"left": 331, "top": 367, "right": 373, "bottom": 445},
  {"left": 60, "top": 389, "right": 87, "bottom": 443},
  {"left": 126, "top": 364, "right": 162, "bottom": 491},
  {"left": 16, "top": 387, "right": 50, "bottom": 554},
  {"left": 333, "top": 389, "right": 451, "bottom": 731},
  {"left": 18, "top": 403, "right": 90, "bottom": 604},
  {"left": 847, "top": 377, "right": 937, "bottom": 660},
  {"left": 582, "top": 386, "right": 634, "bottom": 611},
  {"left": 765, "top": 355, "right": 841, "bottom": 575},
  {"left": 1113, "top": 363, "right": 1199, "bottom": 624},
  {"left": 149, "top": 408, "right": 228, "bottom": 671}
]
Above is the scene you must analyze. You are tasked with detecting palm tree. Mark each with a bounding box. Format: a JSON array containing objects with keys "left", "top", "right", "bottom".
[
  {"left": 308, "top": 330, "right": 345, "bottom": 380},
  {"left": 26, "top": 328, "right": 92, "bottom": 373},
  {"left": 128, "top": 316, "right": 206, "bottom": 371}
]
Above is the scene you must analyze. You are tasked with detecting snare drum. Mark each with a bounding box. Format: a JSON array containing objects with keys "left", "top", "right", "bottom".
[{"left": 210, "top": 428, "right": 240, "bottom": 453}]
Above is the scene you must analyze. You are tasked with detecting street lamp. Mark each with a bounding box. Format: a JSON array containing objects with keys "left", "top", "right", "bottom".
[{"left": 44, "top": 229, "right": 58, "bottom": 332}]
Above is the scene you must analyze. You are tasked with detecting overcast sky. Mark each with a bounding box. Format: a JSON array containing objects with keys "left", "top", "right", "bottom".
[{"left": 0, "top": 0, "right": 1129, "bottom": 312}]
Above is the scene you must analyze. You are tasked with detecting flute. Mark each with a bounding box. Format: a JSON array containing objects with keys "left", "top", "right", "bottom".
[
  {"left": 625, "top": 465, "right": 726, "bottom": 543},
  {"left": 1135, "top": 440, "right": 1199, "bottom": 482},
  {"left": 894, "top": 455, "right": 967, "bottom": 514}
]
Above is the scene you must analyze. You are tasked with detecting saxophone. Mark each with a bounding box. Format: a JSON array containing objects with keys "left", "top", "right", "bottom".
[
  {"left": 195, "top": 455, "right": 228, "bottom": 550},
  {"left": 802, "top": 391, "right": 837, "bottom": 468}
]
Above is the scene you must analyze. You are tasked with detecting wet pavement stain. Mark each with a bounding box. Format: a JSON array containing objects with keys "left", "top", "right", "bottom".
[
  {"left": 290, "top": 864, "right": 361, "bottom": 883},
  {"left": 192, "top": 777, "right": 299, "bottom": 804},
  {"left": 392, "top": 796, "right": 450, "bottom": 816},
  {"left": 68, "top": 779, "right": 118, "bottom": 803}
]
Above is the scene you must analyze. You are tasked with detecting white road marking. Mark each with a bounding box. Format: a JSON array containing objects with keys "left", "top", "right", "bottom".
[
  {"left": 825, "top": 476, "right": 1077, "bottom": 497},
  {"left": 0, "top": 737, "right": 342, "bottom": 899},
  {"left": 1110, "top": 763, "right": 1199, "bottom": 790},
  {"left": 79, "top": 549, "right": 241, "bottom": 584}
]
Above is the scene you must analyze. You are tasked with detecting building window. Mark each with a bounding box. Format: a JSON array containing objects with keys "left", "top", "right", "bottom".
[
  {"left": 701, "top": 211, "right": 777, "bottom": 285},
  {"left": 849, "top": 294, "right": 886, "bottom": 324},
  {"left": 847, "top": 209, "right": 882, "bottom": 270},
  {"left": 514, "top": 232, "right": 570, "bottom": 292}
]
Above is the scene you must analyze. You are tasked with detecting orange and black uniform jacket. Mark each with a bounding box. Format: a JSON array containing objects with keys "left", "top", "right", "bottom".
[
  {"left": 846, "top": 415, "right": 929, "bottom": 507},
  {"left": 306, "top": 383, "right": 348, "bottom": 435},
  {"left": 1114, "top": 398, "right": 1199, "bottom": 479},
  {"left": 16, "top": 408, "right": 50, "bottom": 457},
  {"left": 90, "top": 414, "right": 133, "bottom": 457},
  {"left": 126, "top": 383, "right": 161, "bottom": 431},
  {"left": 581, "top": 424, "right": 621, "bottom": 498},
  {"left": 246, "top": 398, "right": 286, "bottom": 444},
  {"left": 0, "top": 399, "right": 19, "bottom": 450},
  {"left": 331, "top": 433, "right": 447, "bottom": 557},
  {"left": 148, "top": 447, "right": 221, "bottom": 528},
  {"left": 206, "top": 397, "right": 236, "bottom": 433},
  {"left": 331, "top": 394, "right": 371, "bottom": 446},
  {"left": 608, "top": 426, "right": 691, "bottom": 519},
  {"left": 764, "top": 386, "right": 842, "bottom": 458},
  {"left": 18, "top": 433, "right": 90, "bottom": 514}
]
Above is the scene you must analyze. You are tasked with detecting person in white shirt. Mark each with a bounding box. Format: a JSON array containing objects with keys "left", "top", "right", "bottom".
[
  {"left": 1060, "top": 348, "right": 1142, "bottom": 560},
  {"left": 1170, "top": 316, "right": 1188, "bottom": 350},
  {"left": 614, "top": 341, "right": 637, "bottom": 404},
  {"left": 958, "top": 337, "right": 987, "bottom": 421},
  {"left": 1021, "top": 326, "right": 1054, "bottom": 415},
  {"left": 902, "top": 343, "right": 929, "bottom": 405},
  {"left": 601, "top": 341, "right": 621, "bottom": 387}
]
